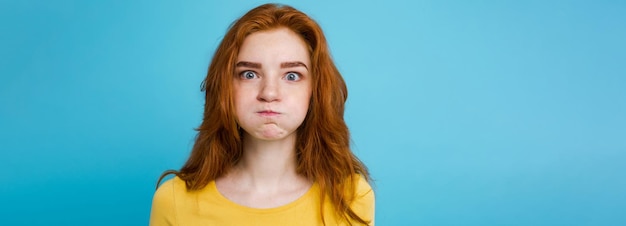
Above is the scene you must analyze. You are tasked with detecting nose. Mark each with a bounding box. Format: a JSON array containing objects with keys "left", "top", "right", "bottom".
[{"left": 257, "top": 76, "right": 280, "bottom": 102}]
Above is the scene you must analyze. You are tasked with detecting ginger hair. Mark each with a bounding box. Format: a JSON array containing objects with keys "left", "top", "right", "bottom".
[{"left": 158, "top": 3, "right": 370, "bottom": 225}]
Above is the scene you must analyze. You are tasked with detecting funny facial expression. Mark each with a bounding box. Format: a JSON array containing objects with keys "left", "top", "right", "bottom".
[{"left": 233, "top": 27, "right": 312, "bottom": 141}]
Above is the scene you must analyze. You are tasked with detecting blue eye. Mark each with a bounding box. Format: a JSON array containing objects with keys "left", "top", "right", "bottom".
[
  {"left": 241, "top": 71, "right": 257, "bottom": 79},
  {"left": 285, "top": 72, "right": 300, "bottom": 81}
]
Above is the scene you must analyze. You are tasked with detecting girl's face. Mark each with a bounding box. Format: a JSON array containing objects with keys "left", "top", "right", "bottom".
[{"left": 233, "top": 27, "right": 312, "bottom": 141}]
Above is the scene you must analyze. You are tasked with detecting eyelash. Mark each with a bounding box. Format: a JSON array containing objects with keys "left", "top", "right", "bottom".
[
  {"left": 284, "top": 72, "right": 301, "bottom": 81},
  {"left": 240, "top": 70, "right": 258, "bottom": 79},
  {"left": 238, "top": 70, "right": 302, "bottom": 81}
]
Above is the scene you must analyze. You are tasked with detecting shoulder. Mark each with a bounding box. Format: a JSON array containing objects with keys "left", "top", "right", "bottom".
[
  {"left": 150, "top": 177, "right": 187, "bottom": 226},
  {"left": 354, "top": 174, "right": 374, "bottom": 198},
  {"left": 350, "top": 174, "right": 375, "bottom": 225},
  {"left": 153, "top": 177, "right": 188, "bottom": 203}
]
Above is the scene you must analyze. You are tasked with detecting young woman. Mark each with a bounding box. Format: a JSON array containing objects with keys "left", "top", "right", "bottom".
[{"left": 150, "top": 3, "right": 374, "bottom": 225}]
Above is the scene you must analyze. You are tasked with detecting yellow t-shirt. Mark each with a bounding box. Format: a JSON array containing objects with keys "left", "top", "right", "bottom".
[{"left": 149, "top": 175, "right": 374, "bottom": 226}]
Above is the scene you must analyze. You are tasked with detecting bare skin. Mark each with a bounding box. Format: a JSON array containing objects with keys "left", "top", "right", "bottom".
[{"left": 215, "top": 27, "right": 313, "bottom": 209}]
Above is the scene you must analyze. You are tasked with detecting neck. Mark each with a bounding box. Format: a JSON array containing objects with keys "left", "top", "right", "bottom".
[{"left": 233, "top": 132, "right": 301, "bottom": 189}]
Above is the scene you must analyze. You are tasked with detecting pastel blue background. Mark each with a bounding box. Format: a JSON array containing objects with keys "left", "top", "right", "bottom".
[{"left": 1, "top": 0, "right": 624, "bottom": 225}]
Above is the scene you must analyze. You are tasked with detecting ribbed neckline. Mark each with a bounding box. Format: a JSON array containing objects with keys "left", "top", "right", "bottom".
[{"left": 207, "top": 180, "right": 318, "bottom": 214}]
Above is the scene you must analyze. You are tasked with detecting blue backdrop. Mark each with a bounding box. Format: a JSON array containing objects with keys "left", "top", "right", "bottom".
[{"left": 1, "top": 0, "right": 625, "bottom": 225}]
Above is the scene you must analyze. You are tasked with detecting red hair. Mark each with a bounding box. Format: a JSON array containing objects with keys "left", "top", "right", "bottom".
[{"left": 159, "top": 3, "right": 370, "bottom": 225}]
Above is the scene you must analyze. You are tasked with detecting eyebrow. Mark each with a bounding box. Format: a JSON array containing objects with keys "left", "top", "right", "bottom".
[
  {"left": 235, "top": 61, "right": 309, "bottom": 71},
  {"left": 235, "top": 61, "right": 261, "bottom": 69},
  {"left": 281, "top": 61, "right": 308, "bottom": 70}
]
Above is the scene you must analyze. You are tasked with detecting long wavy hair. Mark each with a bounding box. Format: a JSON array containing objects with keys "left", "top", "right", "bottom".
[{"left": 158, "top": 3, "right": 370, "bottom": 225}]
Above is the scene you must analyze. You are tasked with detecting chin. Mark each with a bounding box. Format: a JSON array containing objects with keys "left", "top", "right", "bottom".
[
  {"left": 257, "top": 132, "right": 287, "bottom": 140},
  {"left": 253, "top": 129, "right": 295, "bottom": 141}
]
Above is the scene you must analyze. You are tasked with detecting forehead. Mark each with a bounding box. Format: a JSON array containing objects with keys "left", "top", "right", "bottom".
[{"left": 237, "top": 27, "right": 311, "bottom": 66}]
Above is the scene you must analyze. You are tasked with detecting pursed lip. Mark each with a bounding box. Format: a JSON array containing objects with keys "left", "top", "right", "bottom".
[{"left": 257, "top": 110, "right": 280, "bottom": 117}]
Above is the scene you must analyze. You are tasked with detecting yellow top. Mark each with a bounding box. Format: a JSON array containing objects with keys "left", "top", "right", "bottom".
[{"left": 149, "top": 176, "right": 374, "bottom": 226}]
